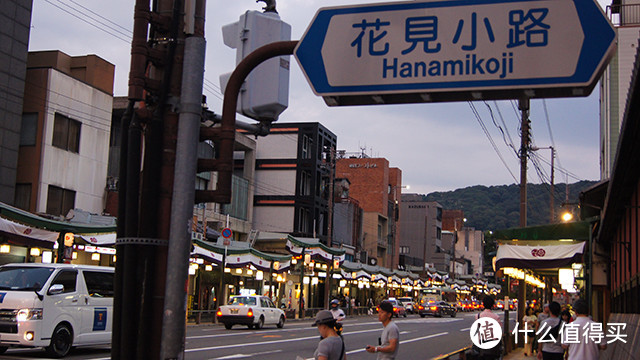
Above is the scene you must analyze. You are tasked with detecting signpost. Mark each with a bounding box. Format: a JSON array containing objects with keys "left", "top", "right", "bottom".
[{"left": 294, "top": 0, "right": 616, "bottom": 106}]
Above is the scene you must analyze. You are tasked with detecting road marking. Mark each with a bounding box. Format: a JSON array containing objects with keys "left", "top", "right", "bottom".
[
  {"left": 211, "top": 349, "right": 283, "bottom": 359},
  {"left": 460, "top": 327, "right": 470, "bottom": 332},
  {"left": 186, "top": 327, "right": 382, "bottom": 352},
  {"left": 345, "top": 331, "right": 449, "bottom": 355}
]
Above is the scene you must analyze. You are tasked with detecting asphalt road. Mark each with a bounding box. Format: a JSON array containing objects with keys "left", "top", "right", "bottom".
[{"left": 0, "top": 311, "right": 515, "bottom": 359}]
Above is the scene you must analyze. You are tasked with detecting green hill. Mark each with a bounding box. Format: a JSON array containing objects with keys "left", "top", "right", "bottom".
[{"left": 423, "top": 180, "right": 598, "bottom": 231}]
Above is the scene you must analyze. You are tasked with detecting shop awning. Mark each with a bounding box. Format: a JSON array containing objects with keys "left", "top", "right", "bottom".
[
  {"left": 286, "top": 236, "right": 345, "bottom": 263},
  {"left": 495, "top": 242, "right": 585, "bottom": 270},
  {"left": 0, "top": 202, "right": 116, "bottom": 249},
  {"left": 191, "top": 239, "right": 292, "bottom": 272}
]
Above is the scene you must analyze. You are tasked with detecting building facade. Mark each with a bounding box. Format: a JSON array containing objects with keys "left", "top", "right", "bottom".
[
  {"left": 0, "top": 0, "right": 33, "bottom": 205},
  {"left": 335, "top": 156, "right": 401, "bottom": 269},
  {"left": 398, "top": 195, "right": 445, "bottom": 271},
  {"left": 600, "top": 0, "right": 640, "bottom": 179},
  {"left": 16, "top": 51, "right": 114, "bottom": 216},
  {"left": 252, "top": 122, "right": 336, "bottom": 244}
]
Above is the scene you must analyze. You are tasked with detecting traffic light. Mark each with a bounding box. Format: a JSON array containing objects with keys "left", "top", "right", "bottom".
[{"left": 220, "top": 10, "right": 291, "bottom": 121}]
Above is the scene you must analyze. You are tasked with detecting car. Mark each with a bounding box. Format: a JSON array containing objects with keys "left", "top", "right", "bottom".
[
  {"left": 0, "top": 263, "right": 114, "bottom": 357},
  {"left": 418, "top": 300, "right": 457, "bottom": 318},
  {"left": 377, "top": 298, "right": 407, "bottom": 317},
  {"left": 217, "top": 295, "right": 286, "bottom": 330},
  {"left": 397, "top": 297, "right": 414, "bottom": 313}
]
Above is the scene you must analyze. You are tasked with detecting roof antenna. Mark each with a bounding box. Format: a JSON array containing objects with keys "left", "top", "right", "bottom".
[{"left": 257, "top": 0, "right": 277, "bottom": 13}]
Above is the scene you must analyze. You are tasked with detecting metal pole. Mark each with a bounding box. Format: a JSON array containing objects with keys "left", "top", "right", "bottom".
[
  {"left": 160, "top": 35, "right": 206, "bottom": 359},
  {"left": 517, "top": 98, "right": 529, "bottom": 347},
  {"left": 550, "top": 147, "right": 555, "bottom": 222}
]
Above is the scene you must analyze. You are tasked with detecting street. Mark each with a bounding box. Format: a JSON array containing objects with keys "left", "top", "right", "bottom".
[{"left": 0, "top": 311, "right": 514, "bottom": 359}]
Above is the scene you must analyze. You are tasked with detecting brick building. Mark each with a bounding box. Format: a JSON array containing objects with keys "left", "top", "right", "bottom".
[{"left": 335, "top": 156, "right": 401, "bottom": 269}]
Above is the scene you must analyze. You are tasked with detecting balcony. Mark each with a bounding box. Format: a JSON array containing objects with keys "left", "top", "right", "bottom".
[{"left": 608, "top": 4, "right": 640, "bottom": 26}]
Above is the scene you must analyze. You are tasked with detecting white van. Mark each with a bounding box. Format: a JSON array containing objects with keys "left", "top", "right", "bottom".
[{"left": 0, "top": 263, "right": 114, "bottom": 357}]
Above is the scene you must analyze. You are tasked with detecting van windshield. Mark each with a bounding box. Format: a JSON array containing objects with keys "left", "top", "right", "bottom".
[{"left": 0, "top": 267, "right": 55, "bottom": 291}]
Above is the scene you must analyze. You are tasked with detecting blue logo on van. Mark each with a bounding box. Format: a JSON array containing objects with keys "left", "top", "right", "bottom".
[
  {"left": 93, "top": 308, "right": 107, "bottom": 331},
  {"left": 0, "top": 293, "right": 6, "bottom": 303}
]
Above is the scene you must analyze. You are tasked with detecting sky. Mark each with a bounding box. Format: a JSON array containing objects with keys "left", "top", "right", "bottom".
[{"left": 28, "top": 0, "right": 610, "bottom": 195}]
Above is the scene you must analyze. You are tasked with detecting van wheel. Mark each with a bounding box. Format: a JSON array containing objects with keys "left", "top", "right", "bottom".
[
  {"left": 46, "top": 324, "right": 73, "bottom": 358},
  {"left": 225, "top": 323, "right": 233, "bottom": 330},
  {"left": 0, "top": 346, "right": 7, "bottom": 354}
]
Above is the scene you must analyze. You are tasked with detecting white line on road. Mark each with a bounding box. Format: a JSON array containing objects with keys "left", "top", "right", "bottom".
[
  {"left": 211, "top": 349, "right": 283, "bottom": 359},
  {"left": 345, "top": 331, "right": 449, "bottom": 355},
  {"left": 460, "top": 327, "right": 470, "bottom": 332},
  {"left": 186, "top": 327, "right": 382, "bottom": 353}
]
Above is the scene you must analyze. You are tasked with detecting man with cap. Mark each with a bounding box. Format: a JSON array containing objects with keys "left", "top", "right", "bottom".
[
  {"left": 366, "top": 300, "right": 399, "bottom": 359},
  {"left": 330, "top": 299, "right": 346, "bottom": 322},
  {"left": 312, "top": 310, "right": 346, "bottom": 360}
]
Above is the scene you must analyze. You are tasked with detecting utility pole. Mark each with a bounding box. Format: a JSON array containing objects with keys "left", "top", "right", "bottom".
[
  {"left": 532, "top": 146, "right": 555, "bottom": 222},
  {"left": 517, "top": 97, "right": 530, "bottom": 348}
]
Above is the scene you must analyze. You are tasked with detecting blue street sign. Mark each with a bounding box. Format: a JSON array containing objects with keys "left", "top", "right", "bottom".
[
  {"left": 222, "top": 228, "right": 233, "bottom": 239},
  {"left": 294, "top": 0, "right": 616, "bottom": 105}
]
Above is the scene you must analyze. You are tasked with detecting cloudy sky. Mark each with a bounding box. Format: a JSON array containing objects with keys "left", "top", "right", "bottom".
[{"left": 28, "top": 0, "right": 610, "bottom": 195}]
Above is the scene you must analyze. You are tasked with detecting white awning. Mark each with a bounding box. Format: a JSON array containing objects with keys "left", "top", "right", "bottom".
[{"left": 495, "top": 242, "right": 585, "bottom": 269}]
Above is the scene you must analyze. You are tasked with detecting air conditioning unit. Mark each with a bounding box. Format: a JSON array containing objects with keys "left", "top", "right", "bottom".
[{"left": 369, "top": 257, "right": 377, "bottom": 266}]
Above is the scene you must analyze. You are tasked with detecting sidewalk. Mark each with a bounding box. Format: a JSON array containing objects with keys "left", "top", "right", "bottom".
[{"left": 502, "top": 347, "right": 538, "bottom": 360}]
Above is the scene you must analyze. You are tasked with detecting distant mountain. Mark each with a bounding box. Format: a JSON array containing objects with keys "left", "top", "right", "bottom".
[{"left": 422, "top": 180, "right": 598, "bottom": 231}]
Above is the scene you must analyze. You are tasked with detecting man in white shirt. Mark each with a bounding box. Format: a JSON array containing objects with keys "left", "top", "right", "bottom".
[{"left": 561, "top": 299, "right": 606, "bottom": 360}]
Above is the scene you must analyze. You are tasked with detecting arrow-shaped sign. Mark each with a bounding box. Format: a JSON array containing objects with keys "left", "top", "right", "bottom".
[{"left": 294, "top": 0, "right": 616, "bottom": 105}]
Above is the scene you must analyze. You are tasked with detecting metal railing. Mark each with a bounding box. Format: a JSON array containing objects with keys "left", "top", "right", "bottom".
[{"left": 608, "top": 4, "right": 640, "bottom": 26}]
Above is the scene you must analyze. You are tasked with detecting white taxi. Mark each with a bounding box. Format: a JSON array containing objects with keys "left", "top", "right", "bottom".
[{"left": 217, "top": 295, "right": 285, "bottom": 330}]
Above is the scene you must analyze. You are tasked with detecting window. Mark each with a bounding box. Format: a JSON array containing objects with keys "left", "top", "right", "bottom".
[
  {"left": 400, "top": 246, "right": 410, "bottom": 254},
  {"left": 13, "top": 183, "right": 31, "bottom": 211},
  {"left": 83, "top": 271, "right": 114, "bottom": 298},
  {"left": 46, "top": 185, "right": 76, "bottom": 217},
  {"left": 298, "top": 207, "right": 310, "bottom": 233},
  {"left": 50, "top": 270, "right": 77, "bottom": 293},
  {"left": 301, "top": 135, "right": 310, "bottom": 159},
  {"left": 52, "top": 113, "right": 81, "bottom": 153},
  {"left": 20, "top": 113, "right": 38, "bottom": 146},
  {"left": 299, "top": 171, "right": 311, "bottom": 196}
]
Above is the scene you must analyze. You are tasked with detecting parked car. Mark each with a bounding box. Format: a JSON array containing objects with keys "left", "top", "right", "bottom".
[
  {"left": 397, "top": 297, "right": 414, "bottom": 313},
  {"left": 377, "top": 298, "right": 407, "bottom": 317},
  {"left": 217, "top": 295, "right": 286, "bottom": 330},
  {"left": 0, "top": 263, "right": 115, "bottom": 357},
  {"left": 418, "top": 300, "right": 457, "bottom": 318}
]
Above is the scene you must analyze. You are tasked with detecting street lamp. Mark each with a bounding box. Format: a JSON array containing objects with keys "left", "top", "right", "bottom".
[{"left": 561, "top": 211, "right": 574, "bottom": 222}]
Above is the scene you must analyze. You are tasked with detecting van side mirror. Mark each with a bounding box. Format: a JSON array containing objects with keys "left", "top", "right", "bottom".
[{"left": 48, "top": 284, "right": 64, "bottom": 295}]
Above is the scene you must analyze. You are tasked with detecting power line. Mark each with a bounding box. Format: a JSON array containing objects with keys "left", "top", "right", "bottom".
[
  {"left": 43, "top": 0, "right": 131, "bottom": 43},
  {"left": 468, "top": 102, "right": 518, "bottom": 183}
]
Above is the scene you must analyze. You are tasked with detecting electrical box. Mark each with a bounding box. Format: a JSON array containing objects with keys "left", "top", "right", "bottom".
[{"left": 220, "top": 10, "right": 291, "bottom": 121}]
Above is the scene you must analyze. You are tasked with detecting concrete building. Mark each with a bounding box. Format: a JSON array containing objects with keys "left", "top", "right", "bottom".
[
  {"left": 335, "top": 156, "right": 402, "bottom": 269},
  {"left": 600, "top": 0, "right": 640, "bottom": 179},
  {"left": 332, "top": 178, "right": 363, "bottom": 262},
  {"left": 252, "top": 122, "right": 337, "bottom": 244},
  {"left": 398, "top": 195, "right": 445, "bottom": 271},
  {"left": 15, "top": 51, "right": 114, "bottom": 216},
  {"left": 0, "top": 0, "right": 33, "bottom": 205}
]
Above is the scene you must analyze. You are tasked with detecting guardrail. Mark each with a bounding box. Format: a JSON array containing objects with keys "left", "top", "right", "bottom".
[{"left": 431, "top": 346, "right": 471, "bottom": 360}]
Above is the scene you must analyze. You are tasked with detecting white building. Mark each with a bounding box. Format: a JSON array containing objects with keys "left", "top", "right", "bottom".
[{"left": 15, "top": 51, "right": 114, "bottom": 216}]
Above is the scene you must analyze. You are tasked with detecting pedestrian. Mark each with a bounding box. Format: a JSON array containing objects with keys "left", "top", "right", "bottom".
[
  {"left": 523, "top": 307, "right": 538, "bottom": 356},
  {"left": 472, "top": 296, "right": 503, "bottom": 360},
  {"left": 330, "top": 299, "right": 346, "bottom": 322},
  {"left": 561, "top": 299, "right": 606, "bottom": 360},
  {"left": 365, "top": 300, "right": 399, "bottom": 359},
  {"left": 477, "top": 296, "right": 501, "bottom": 326},
  {"left": 537, "top": 303, "right": 550, "bottom": 325},
  {"left": 560, "top": 310, "right": 572, "bottom": 324},
  {"left": 537, "top": 301, "right": 564, "bottom": 360},
  {"left": 312, "top": 310, "right": 346, "bottom": 360}
]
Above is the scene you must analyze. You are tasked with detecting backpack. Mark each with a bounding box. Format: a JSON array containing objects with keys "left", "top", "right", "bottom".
[{"left": 540, "top": 319, "right": 564, "bottom": 341}]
